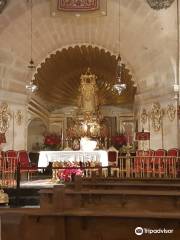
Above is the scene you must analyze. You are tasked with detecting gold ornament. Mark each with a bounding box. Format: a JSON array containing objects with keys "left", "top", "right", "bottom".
[
  {"left": 141, "top": 108, "right": 148, "bottom": 124},
  {"left": 150, "top": 103, "right": 164, "bottom": 132},
  {"left": 15, "top": 110, "right": 23, "bottom": 126},
  {"left": 78, "top": 67, "right": 98, "bottom": 113},
  {"left": 167, "top": 104, "right": 176, "bottom": 121},
  {"left": 0, "top": 189, "right": 9, "bottom": 204},
  {"left": 0, "top": 102, "right": 10, "bottom": 134}
]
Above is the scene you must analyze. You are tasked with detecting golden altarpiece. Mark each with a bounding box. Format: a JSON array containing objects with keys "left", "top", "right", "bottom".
[{"left": 66, "top": 68, "right": 112, "bottom": 149}]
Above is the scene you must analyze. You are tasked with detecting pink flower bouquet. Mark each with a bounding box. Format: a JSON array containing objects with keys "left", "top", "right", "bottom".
[{"left": 57, "top": 168, "right": 83, "bottom": 182}]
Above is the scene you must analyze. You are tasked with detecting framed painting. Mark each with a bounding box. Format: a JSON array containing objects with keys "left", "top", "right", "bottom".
[{"left": 51, "top": 0, "right": 107, "bottom": 17}]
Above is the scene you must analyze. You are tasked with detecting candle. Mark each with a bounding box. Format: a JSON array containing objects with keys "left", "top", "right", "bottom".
[
  {"left": 127, "top": 134, "right": 130, "bottom": 145},
  {"left": 61, "top": 129, "right": 64, "bottom": 149}
]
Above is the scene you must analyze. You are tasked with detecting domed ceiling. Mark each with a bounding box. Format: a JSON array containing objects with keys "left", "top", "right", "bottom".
[
  {"left": 0, "top": 0, "right": 176, "bottom": 102},
  {"left": 34, "top": 45, "right": 136, "bottom": 111}
]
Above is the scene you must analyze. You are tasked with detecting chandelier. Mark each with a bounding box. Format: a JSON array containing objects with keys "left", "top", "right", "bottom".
[
  {"left": 26, "top": 0, "right": 38, "bottom": 93},
  {"left": 146, "top": 0, "right": 175, "bottom": 10},
  {"left": 113, "top": 0, "right": 126, "bottom": 95},
  {"left": 113, "top": 55, "right": 126, "bottom": 94}
]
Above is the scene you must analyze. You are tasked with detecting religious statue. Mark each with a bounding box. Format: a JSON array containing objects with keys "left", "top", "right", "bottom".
[
  {"left": 78, "top": 68, "right": 98, "bottom": 113},
  {"left": 66, "top": 68, "right": 104, "bottom": 140}
]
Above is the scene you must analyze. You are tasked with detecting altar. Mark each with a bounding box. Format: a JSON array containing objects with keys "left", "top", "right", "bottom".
[{"left": 38, "top": 150, "right": 108, "bottom": 169}]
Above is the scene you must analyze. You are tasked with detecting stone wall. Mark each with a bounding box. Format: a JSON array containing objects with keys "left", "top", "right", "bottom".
[
  {"left": 0, "top": 89, "right": 28, "bottom": 151},
  {"left": 135, "top": 92, "right": 178, "bottom": 150}
]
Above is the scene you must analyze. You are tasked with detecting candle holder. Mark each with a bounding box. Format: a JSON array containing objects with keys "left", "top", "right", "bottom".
[
  {"left": 104, "top": 137, "right": 108, "bottom": 149},
  {"left": 125, "top": 144, "right": 132, "bottom": 178},
  {"left": 0, "top": 189, "right": 9, "bottom": 205}
]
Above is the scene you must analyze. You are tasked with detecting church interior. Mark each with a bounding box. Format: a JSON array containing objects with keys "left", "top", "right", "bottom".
[{"left": 1, "top": 0, "right": 180, "bottom": 239}]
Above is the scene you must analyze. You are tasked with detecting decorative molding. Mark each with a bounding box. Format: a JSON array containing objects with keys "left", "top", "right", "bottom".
[
  {"left": 150, "top": 103, "right": 164, "bottom": 132},
  {"left": 167, "top": 104, "right": 176, "bottom": 121},
  {"left": 141, "top": 108, "right": 148, "bottom": 124},
  {"left": 51, "top": 1, "right": 107, "bottom": 17},
  {"left": 15, "top": 110, "right": 23, "bottom": 126},
  {"left": 146, "top": 0, "right": 175, "bottom": 10},
  {"left": 0, "top": 102, "right": 10, "bottom": 134},
  {"left": 57, "top": 0, "right": 99, "bottom": 12},
  {"left": 35, "top": 44, "right": 134, "bottom": 83}
]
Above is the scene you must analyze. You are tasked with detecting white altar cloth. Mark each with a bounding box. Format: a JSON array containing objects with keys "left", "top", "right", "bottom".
[{"left": 38, "top": 150, "right": 108, "bottom": 168}]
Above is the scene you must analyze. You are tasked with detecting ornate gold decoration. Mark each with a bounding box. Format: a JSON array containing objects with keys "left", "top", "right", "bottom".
[
  {"left": 141, "top": 108, "right": 148, "bottom": 124},
  {"left": 167, "top": 104, "right": 176, "bottom": 121},
  {"left": 15, "top": 110, "right": 23, "bottom": 126},
  {"left": 0, "top": 102, "right": 10, "bottom": 134},
  {"left": 0, "top": 189, "right": 9, "bottom": 204},
  {"left": 52, "top": 161, "right": 63, "bottom": 182},
  {"left": 67, "top": 68, "right": 103, "bottom": 138},
  {"left": 150, "top": 103, "right": 164, "bottom": 132},
  {"left": 78, "top": 67, "right": 98, "bottom": 113}
]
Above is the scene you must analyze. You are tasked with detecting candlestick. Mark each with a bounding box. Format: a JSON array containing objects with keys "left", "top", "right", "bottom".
[{"left": 61, "top": 129, "right": 64, "bottom": 149}]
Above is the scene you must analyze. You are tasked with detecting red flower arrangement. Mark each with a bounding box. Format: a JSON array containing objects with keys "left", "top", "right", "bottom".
[
  {"left": 112, "top": 134, "right": 127, "bottom": 149},
  {"left": 43, "top": 133, "right": 61, "bottom": 150},
  {"left": 57, "top": 168, "right": 83, "bottom": 182}
]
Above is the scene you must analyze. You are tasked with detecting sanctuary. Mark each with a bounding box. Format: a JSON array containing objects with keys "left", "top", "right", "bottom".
[{"left": 1, "top": 0, "right": 180, "bottom": 239}]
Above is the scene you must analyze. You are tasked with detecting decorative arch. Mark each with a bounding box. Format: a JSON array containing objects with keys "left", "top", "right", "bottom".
[
  {"left": 27, "top": 117, "right": 48, "bottom": 151},
  {"left": 33, "top": 45, "right": 136, "bottom": 110}
]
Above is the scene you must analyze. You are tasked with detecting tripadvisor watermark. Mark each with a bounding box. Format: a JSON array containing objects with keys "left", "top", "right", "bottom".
[{"left": 135, "top": 226, "right": 174, "bottom": 236}]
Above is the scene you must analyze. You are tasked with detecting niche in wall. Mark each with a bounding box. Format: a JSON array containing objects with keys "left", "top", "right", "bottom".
[{"left": 27, "top": 118, "right": 47, "bottom": 151}]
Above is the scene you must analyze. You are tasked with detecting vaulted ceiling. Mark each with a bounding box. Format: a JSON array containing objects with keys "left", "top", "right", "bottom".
[{"left": 0, "top": 0, "right": 177, "bottom": 108}]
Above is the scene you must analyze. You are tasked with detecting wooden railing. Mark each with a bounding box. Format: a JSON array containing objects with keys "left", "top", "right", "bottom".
[
  {"left": 118, "top": 156, "right": 180, "bottom": 178},
  {"left": 51, "top": 156, "right": 180, "bottom": 181},
  {"left": 1, "top": 155, "right": 180, "bottom": 188}
]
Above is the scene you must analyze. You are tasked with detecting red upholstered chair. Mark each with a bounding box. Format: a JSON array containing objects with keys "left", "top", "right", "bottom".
[
  {"left": 143, "top": 150, "right": 154, "bottom": 177},
  {"left": 133, "top": 150, "right": 144, "bottom": 177},
  {"left": 0, "top": 151, "right": 6, "bottom": 178},
  {"left": 107, "top": 146, "right": 119, "bottom": 177},
  {"left": 0, "top": 151, "right": 5, "bottom": 169},
  {"left": 167, "top": 148, "right": 179, "bottom": 178},
  {"left": 0, "top": 151, "right": 8, "bottom": 186},
  {"left": 0, "top": 151, "right": 7, "bottom": 171},
  {"left": 5, "top": 150, "right": 18, "bottom": 186},
  {"left": 6, "top": 150, "right": 18, "bottom": 170},
  {"left": 153, "top": 149, "right": 166, "bottom": 177},
  {"left": 18, "top": 150, "right": 38, "bottom": 180}
]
